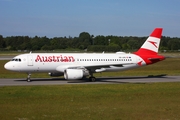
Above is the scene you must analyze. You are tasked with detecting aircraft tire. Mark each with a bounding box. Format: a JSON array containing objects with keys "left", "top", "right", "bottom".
[
  {"left": 27, "top": 78, "right": 31, "bottom": 82},
  {"left": 89, "top": 77, "right": 96, "bottom": 82}
]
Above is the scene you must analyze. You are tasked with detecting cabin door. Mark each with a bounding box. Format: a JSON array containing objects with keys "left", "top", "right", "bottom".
[{"left": 27, "top": 55, "right": 33, "bottom": 66}]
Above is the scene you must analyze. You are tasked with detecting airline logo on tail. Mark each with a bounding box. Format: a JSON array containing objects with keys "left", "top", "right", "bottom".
[
  {"left": 134, "top": 28, "right": 164, "bottom": 65},
  {"left": 134, "top": 28, "right": 162, "bottom": 55},
  {"left": 148, "top": 41, "right": 157, "bottom": 48}
]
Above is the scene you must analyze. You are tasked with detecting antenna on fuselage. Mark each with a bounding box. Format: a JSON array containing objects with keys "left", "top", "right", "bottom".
[{"left": 30, "top": 51, "right": 32, "bottom": 54}]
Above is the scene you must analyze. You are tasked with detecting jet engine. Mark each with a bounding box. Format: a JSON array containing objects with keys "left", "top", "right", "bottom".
[
  {"left": 64, "top": 69, "right": 89, "bottom": 80},
  {"left": 48, "top": 72, "right": 64, "bottom": 77}
]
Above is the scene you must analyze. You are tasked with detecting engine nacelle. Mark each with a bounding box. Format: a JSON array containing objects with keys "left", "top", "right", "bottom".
[
  {"left": 49, "top": 72, "right": 64, "bottom": 77},
  {"left": 64, "top": 69, "right": 84, "bottom": 80}
]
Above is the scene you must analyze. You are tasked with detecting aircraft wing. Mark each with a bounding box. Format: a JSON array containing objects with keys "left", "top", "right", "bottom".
[
  {"left": 84, "top": 63, "right": 135, "bottom": 72},
  {"left": 56, "top": 62, "right": 135, "bottom": 73},
  {"left": 85, "top": 62, "right": 133, "bottom": 68}
]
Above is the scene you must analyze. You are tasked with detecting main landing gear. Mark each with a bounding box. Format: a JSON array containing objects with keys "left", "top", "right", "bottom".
[
  {"left": 27, "top": 73, "right": 31, "bottom": 82},
  {"left": 89, "top": 72, "right": 96, "bottom": 82},
  {"left": 89, "top": 76, "right": 96, "bottom": 82}
]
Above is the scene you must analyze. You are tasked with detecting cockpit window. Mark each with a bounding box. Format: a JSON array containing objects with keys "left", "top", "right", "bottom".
[{"left": 11, "top": 58, "right": 22, "bottom": 62}]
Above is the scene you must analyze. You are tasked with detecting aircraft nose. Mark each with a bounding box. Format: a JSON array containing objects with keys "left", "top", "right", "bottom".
[
  {"left": 4, "top": 62, "right": 16, "bottom": 71},
  {"left": 4, "top": 62, "right": 21, "bottom": 72},
  {"left": 4, "top": 62, "right": 12, "bottom": 70}
]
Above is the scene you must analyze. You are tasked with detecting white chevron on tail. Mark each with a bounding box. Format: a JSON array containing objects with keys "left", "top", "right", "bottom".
[
  {"left": 140, "top": 28, "right": 162, "bottom": 53},
  {"left": 135, "top": 28, "right": 162, "bottom": 55}
]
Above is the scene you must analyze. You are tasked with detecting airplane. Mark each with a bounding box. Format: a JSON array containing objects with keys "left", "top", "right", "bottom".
[{"left": 4, "top": 28, "right": 165, "bottom": 82}]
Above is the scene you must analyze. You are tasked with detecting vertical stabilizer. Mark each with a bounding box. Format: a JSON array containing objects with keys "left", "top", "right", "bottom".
[
  {"left": 134, "top": 28, "right": 165, "bottom": 65},
  {"left": 135, "top": 28, "right": 163, "bottom": 55}
]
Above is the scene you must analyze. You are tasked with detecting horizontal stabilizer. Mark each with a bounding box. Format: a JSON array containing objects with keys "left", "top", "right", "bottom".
[{"left": 148, "top": 58, "right": 164, "bottom": 63}]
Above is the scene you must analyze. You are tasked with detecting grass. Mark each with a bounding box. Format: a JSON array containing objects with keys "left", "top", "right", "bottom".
[{"left": 1, "top": 83, "right": 180, "bottom": 120}]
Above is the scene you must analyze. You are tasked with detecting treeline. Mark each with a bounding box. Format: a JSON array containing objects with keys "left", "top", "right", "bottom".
[{"left": 0, "top": 32, "right": 180, "bottom": 52}]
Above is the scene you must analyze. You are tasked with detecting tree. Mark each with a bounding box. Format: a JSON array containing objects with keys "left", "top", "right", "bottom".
[
  {"left": 50, "top": 37, "right": 68, "bottom": 50},
  {"left": 1, "top": 32, "right": 180, "bottom": 52},
  {"left": 127, "top": 39, "right": 139, "bottom": 50},
  {"left": 0, "top": 35, "right": 5, "bottom": 48},
  {"left": 94, "top": 35, "right": 108, "bottom": 45},
  {"left": 168, "top": 39, "right": 180, "bottom": 50},
  {"left": 78, "top": 32, "right": 91, "bottom": 49},
  {"left": 31, "top": 36, "right": 41, "bottom": 50},
  {"left": 122, "top": 43, "right": 130, "bottom": 50}
]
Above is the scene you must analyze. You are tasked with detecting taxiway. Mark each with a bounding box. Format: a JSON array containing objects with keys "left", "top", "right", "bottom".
[{"left": 0, "top": 75, "right": 180, "bottom": 86}]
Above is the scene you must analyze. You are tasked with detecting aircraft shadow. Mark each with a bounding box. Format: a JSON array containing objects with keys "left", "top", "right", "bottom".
[
  {"left": 14, "top": 74, "right": 168, "bottom": 84},
  {"left": 14, "top": 78, "right": 65, "bottom": 82},
  {"left": 68, "top": 74, "right": 168, "bottom": 84}
]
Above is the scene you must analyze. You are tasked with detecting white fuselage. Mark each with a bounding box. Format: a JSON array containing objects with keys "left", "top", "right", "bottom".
[{"left": 4, "top": 52, "right": 145, "bottom": 73}]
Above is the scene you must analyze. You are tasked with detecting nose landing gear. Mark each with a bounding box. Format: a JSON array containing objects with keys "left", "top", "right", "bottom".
[{"left": 27, "top": 73, "right": 31, "bottom": 82}]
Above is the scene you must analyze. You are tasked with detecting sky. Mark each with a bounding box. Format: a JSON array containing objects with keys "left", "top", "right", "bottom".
[{"left": 0, "top": 0, "right": 180, "bottom": 38}]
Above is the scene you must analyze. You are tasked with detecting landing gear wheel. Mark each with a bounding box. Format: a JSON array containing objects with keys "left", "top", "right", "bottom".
[
  {"left": 89, "top": 77, "right": 96, "bottom": 82},
  {"left": 27, "top": 73, "right": 31, "bottom": 82},
  {"left": 27, "top": 78, "right": 31, "bottom": 82}
]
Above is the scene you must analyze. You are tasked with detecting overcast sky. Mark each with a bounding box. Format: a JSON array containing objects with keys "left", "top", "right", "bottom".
[{"left": 0, "top": 0, "right": 180, "bottom": 37}]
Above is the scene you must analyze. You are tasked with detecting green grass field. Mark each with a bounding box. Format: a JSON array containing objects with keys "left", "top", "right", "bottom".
[{"left": 1, "top": 83, "right": 180, "bottom": 120}]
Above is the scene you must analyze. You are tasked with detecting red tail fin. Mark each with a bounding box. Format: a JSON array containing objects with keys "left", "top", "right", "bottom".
[
  {"left": 134, "top": 28, "right": 165, "bottom": 65},
  {"left": 135, "top": 28, "right": 162, "bottom": 55}
]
